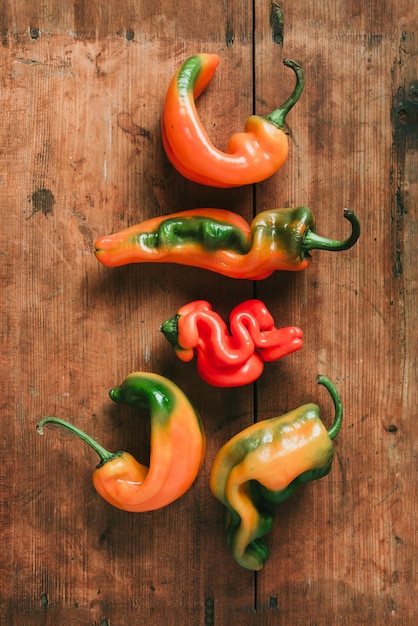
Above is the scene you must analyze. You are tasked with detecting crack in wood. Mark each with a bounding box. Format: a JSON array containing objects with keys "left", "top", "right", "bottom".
[
  {"left": 270, "top": 2, "right": 284, "bottom": 46},
  {"left": 204, "top": 597, "right": 214, "bottom": 625},
  {"left": 391, "top": 81, "right": 417, "bottom": 279},
  {"left": 225, "top": 20, "right": 234, "bottom": 47},
  {"left": 390, "top": 30, "right": 418, "bottom": 280},
  {"left": 40, "top": 591, "right": 49, "bottom": 609}
]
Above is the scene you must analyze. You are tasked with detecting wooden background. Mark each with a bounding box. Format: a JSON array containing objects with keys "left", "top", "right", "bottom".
[{"left": 1, "top": 1, "right": 417, "bottom": 624}]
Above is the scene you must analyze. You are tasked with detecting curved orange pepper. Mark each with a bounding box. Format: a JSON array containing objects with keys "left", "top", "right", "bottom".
[
  {"left": 37, "top": 372, "right": 206, "bottom": 512},
  {"left": 162, "top": 53, "right": 304, "bottom": 187}
]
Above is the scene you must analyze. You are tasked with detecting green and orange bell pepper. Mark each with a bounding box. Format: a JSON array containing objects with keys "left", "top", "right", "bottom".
[
  {"left": 94, "top": 207, "right": 360, "bottom": 280},
  {"left": 37, "top": 372, "right": 205, "bottom": 512},
  {"left": 162, "top": 53, "right": 304, "bottom": 187},
  {"left": 209, "top": 375, "right": 343, "bottom": 571},
  {"left": 161, "top": 299, "right": 303, "bottom": 387}
]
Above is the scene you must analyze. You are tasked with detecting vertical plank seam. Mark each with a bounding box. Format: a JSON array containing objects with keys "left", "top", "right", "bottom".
[{"left": 251, "top": 0, "right": 259, "bottom": 613}]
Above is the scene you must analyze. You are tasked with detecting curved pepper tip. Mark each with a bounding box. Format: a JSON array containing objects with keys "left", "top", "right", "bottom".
[
  {"left": 108, "top": 387, "right": 120, "bottom": 402},
  {"left": 94, "top": 233, "right": 134, "bottom": 267},
  {"left": 94, "top": 236, "right": 117, "bottom": 265}
]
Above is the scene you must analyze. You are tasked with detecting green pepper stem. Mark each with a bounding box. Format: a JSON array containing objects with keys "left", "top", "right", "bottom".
[
  {"left": 36, "top": 416, "right": 115, "bottom": 465},
  {"left": 317, "top": 376, "right": 343, "bottom": 440},
  {"left": 304, "top": 209, "right": 360, "bottom": 254},
  {"left": 265, "top": 59, "right": 304, "bottom": 129},
  {"left": 160, "top": 314, "right": 180, "bottom": 348}
]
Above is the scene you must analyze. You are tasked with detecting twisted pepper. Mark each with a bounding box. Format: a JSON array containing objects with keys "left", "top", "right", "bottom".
[
  {"left": 36, "top": 372, "right": 206, "bottom": 512},
  {"left": 209, "top": 375, "right": 343, "bottom": 571},
  {"left": 94, "top": 207, "right": 360, "bottom": 280},
  {"left": 161, "top": 299, "right": 303, "bottom": 387},
  {"left": 162, "top": 53, "right": 304, "bottom": 187}
]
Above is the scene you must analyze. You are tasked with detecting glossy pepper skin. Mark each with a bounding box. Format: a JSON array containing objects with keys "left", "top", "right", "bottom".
[
  {"left": 37, "top": 372, "right": 206, "bottom": 512},
  {"left": 209, "top": 375, "right": 343, "bottom": 571},
  {"left": 160, "top": 299, "right": 303, "bottom": 387},
  {"left": 94, "top": 207, "right": 360, "bottom": 280},
  {"left": 162, "top": 53, "right": 304, "bottom": 187}
]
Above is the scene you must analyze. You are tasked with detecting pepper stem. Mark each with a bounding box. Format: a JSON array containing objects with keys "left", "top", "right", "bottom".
[
  {"left": 36, "top": 416, "right": 115, "bottom": 465},
  {"left": 304, "top": 209, "right": 360, "bottom": 254},
  {"left": 317, "top": 376, "right": 343, "bottom": 440},
  {"left": 160, "top": 314, "right": 181, "bottom": 349},
  {"left": 265, "top": 59, "right": 304, "bottom": 129}
]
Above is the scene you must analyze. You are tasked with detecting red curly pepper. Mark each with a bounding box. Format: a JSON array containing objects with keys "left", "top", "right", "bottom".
[{"left": 160, "top": 299, "right": 303, "bottom": 387}]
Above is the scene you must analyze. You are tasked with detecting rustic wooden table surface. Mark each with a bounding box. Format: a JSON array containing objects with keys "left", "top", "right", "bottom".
[{"left": 1, "top": 1, "right": 417, "bottom": 624}]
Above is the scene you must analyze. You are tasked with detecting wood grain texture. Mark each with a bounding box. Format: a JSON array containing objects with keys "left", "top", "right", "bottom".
[{"left": 1, "top": 1, "right": 417, "bottom": 624}]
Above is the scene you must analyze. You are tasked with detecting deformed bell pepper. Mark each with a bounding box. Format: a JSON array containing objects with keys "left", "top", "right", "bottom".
[
  {"left": 37, "top": 372, "right": 206, "bottom": 512},
  {"left": 94, "top": 207, "right": 360, "bottom": 280},
  {"left": 162, "top": 53, "right": 304, "bottom": 187},
  {"left": 209, "top": 375, "right": 343, "bottom": 571},
  {"left": 161, "top": 299, "right": 303, "bottom": 387}
]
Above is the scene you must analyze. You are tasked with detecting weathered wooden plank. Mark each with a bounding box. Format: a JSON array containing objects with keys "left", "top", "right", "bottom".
[
  {"left": 1, "top": 1, "right": 417, "bottom": 624},
  {"left": 0, "top": 1, "right": 255, "bottom": 622},
  {"left": 253, "top": 1, "right": 418, "bottom": 623},
  {"left": 0, "top": 0, "right": 253, "bottom": 42}
]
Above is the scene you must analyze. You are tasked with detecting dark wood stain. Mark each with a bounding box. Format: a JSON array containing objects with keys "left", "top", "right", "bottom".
[{"left": 1, "top": 1, "right": 417, "bottom": 624}]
